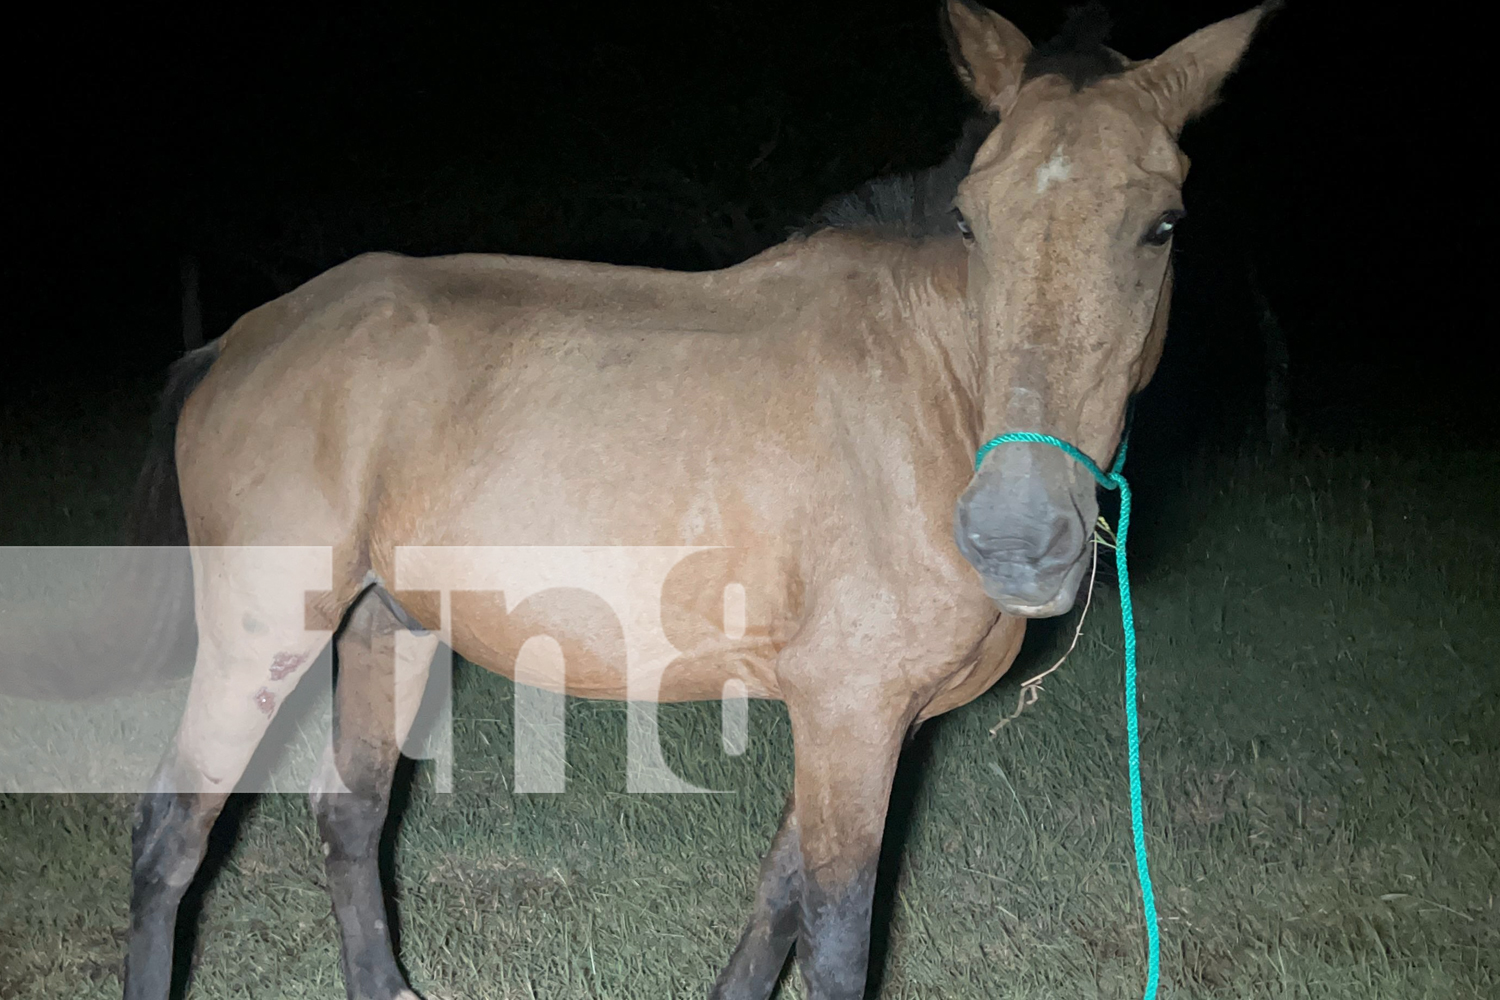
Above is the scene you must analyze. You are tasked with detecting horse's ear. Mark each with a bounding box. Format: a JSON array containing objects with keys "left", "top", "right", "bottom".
[
  {"left": 943, "top": 0, "right": 1033, "bottom": 113},
  {"left": 1127, "top": 4, "right": 1279, "bottom": 133}
]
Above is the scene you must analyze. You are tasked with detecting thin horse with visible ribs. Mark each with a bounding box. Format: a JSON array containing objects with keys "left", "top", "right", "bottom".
[{"left": 123, "top": 3, "right": 1275, "bottom": 998}]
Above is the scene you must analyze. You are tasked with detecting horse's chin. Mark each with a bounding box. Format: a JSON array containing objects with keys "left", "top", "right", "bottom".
[
  {"left": 987, "top": 587, "right": 1076, "bottom": 618},
  {"left": 981, "top": 547, "right": 1090, "bottom": 618}
]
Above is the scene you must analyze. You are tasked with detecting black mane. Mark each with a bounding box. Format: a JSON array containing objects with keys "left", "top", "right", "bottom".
[
  {"left": 1023, "top": 3, "right": 1127, "bottom": 90},
  {"left": 805, "top": 115, "right": 997, "bottom": 237}
]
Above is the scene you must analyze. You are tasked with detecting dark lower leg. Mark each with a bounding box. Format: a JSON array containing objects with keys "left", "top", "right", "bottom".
[
  {"left": 312, "top": 593, "right": 409, "bottom": 1000},
  {"left": 781, "top": 700, "right": 906, "bottom": 1000},
  {"left": 313, "top": 763, "right": 405, "bottom": 999},
  {"left": 796, "top": 862, "right": 879, "bottom": 1000},
  {"left": 124, "top": 767, "right": 229, "bottom": 1000},
  {"left": 710, "top": 796, "right": 802, "bottom": 1000}
]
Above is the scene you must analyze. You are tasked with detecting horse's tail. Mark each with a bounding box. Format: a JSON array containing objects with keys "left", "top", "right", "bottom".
[
  {"left": 125, "top": 342, "right": 221, "bottom": 548},
  {"left": 0, "top": 344, "right": 221, "bottom": 701}
]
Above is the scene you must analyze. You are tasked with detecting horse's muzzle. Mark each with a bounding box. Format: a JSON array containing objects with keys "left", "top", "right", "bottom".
[
  {"left": 955, "top": 510, "right": 1090, "bottom": 617},
  {"left": 954, "top": 451, "right": 1096, "bottom": 618}
]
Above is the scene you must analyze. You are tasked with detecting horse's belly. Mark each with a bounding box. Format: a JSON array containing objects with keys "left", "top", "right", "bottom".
[
  {"left": 464, "top": 627, "right": 783, "bottom": 703},
  {"left": 387, "top": 546, "right": 792, "bottom": 703}
]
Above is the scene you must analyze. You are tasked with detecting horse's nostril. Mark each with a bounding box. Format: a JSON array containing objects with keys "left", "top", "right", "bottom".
[
  {"left": 968, "top": 536, "right": 1036, "bottom": 564},
  {"left": 963, "top": 519, "right": 1082, "bottom": 572}
]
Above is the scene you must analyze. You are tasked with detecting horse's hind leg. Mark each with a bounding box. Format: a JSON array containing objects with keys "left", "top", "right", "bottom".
[
  {"left": 126, "top": 776, "right": 229, "bottom": 1000},
  {"left": 125, "top": 555, "right": 334, "bottom": 1000},
  {"left": 310, "top": 587, "right": 438, "bottom": 1000},
  {"left": 710, "top": 795, "right": 801, "bottom": 1000}
]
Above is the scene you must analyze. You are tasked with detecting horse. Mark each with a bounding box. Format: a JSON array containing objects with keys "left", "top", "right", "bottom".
[{"left": 123, "top": 3, "right": 1274, "bottom": 997}]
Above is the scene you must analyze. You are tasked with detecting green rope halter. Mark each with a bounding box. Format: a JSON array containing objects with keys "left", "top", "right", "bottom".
[{"left": 974, "top": 421, "right": 1161, "bottom": 1000}]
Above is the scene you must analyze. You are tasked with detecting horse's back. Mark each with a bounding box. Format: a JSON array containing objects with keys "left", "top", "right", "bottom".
[
  {"left": 176, "top": 237, "right": 891, "bottom": 544},
  {"left": 173, "top": 243, "right": 841, "bottom": 648}
]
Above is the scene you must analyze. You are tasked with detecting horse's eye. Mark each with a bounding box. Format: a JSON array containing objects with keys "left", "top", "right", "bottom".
[
  {"left": 952, "top": 208, "right": 974, "bottom": 241},
  {"left": 1143, "top": 209, "right": 1185, "bottom": 247}
]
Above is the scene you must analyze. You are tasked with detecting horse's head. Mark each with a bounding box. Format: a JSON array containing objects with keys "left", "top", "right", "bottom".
[{"left": 945, "top": 1, "right": 1273, "bottom": 616}]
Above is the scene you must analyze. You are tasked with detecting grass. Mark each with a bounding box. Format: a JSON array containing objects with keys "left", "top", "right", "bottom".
[{"left": 1, "top": 391, "right": 1497, "bottom": 999}]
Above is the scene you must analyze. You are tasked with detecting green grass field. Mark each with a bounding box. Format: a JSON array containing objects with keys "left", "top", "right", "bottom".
[{"left": 1, "top": 387, "right": 1497, "bottom": 999}]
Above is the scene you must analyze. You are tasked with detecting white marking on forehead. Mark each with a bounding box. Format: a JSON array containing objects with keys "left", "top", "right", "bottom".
[{"left": 1034, "top": 145, "right": 1072, "bottom": 194}]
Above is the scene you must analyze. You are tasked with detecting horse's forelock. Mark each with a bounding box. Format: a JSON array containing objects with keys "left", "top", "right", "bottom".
[{"left": 1022, "top": 3, "right": 1127, "bottom": 91}]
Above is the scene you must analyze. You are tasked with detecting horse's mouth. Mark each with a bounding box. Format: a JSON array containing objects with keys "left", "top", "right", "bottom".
[
  {"left": 988, "top": 591, "right": 1074, "bottom": 617},
  {"left": 977, "top": 541, "right": 1092, "bottom": 618}
]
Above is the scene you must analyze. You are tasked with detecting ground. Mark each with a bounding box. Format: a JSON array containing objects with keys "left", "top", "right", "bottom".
[{"left": 1, "top": 383, "right": 1496, "bottom": 999}]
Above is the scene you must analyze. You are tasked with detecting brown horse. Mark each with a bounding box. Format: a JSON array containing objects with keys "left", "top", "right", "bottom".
[{"left": 123, "top": 3, "right": 1274, "bottom": 998}]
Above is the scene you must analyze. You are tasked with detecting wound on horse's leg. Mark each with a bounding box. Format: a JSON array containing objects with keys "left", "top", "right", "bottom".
[
  {"left": 126, "top": 635, "right": 326, "bottom": 999},
  {"left": 125, "top": 546, "right": 334, "bottom": 998},
  {"left": 710, "top": 795, "right": 802, "bottom": 1000}
]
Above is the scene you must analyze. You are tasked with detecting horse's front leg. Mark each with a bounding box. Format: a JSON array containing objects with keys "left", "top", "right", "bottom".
[
  {"left": 786, "top": 688, "right": 910, "bottom": 1000},
  {"left": 710, "top": 795, "right": 802, "bottom": 1000}
]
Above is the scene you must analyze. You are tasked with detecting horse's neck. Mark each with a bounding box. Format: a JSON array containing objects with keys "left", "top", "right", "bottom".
[{"left": 881, "top": 244, "right": 986, "bottom": 448}]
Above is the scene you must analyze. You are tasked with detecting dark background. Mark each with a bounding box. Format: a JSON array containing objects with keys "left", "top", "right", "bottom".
[{"left": 5, "top": 0, "right": 1493, "bottom": 453}]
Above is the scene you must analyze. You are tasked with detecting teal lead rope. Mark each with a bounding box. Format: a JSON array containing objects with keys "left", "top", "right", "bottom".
[{"left": 975, "top": 425, "right": 1161, "bottom": 1000}]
